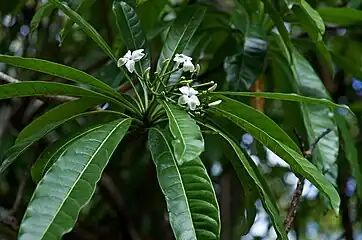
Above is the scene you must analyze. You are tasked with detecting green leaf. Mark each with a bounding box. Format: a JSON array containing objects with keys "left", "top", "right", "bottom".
[
  {"left": 0, "top": 55, "right": 121, "bottom": 100},
  {"left": 208, "top": 97, "right": 340, "bottom": 213},
  {"left": 0, "top": 81, "right": 121, "bottom": 106},
  {"left": 112, "top": 1, "right": 149, "bottom": 72},
  {"left": 16, "top": 98, "right": 102, "bottom": 143},
  {"left": 292, "top": 0, "right": 332, "bottom": 70},
  {"left": 60, "top": 0, "right": 96, "bottom": 43},
  {"left": 335, "top": 112, "right": 362, "bottom": 200},
  {"left": 157, "top": 6, "right": 206, "bottom": 73},
  {"left": 161, "top": 101, "right": 204, "bottom": 165},
  {"left": 291, "top": 49, "right": 339, "bottom": 169},
  {"left": 213, "top": 91, "right": 352, "bottom": 115},
  {"left": 48, "top": 0, "right": 116, "bottom": 62},
  {"left": 212, "top": 95, "right": 301, "bottom": 153},
  {"left": 1, "top": 109, "right": 127, "bottom": 174},
  {"left": 31, "top": 111, "right": 124, "bottom": 183},
  {"left": 224, "top": 26, "right": 267, "bottom": 91},
  {"left": 202, "top": 123, "right": 287, "bottom": 240},
  {"left": 30, "top": 2, "right": 55, "bottom": 32},
  {"left": 148, "top": 128, "right": 220, "bottom": 240},
  {"left": 18, "top": 118, "right": 132, "bottom": 239},
  {"left": 261, "top": 0, "right": 293, "bottom": 62},
  {"left": 317, "top": 7, "right": 362, "bottom": 26}
]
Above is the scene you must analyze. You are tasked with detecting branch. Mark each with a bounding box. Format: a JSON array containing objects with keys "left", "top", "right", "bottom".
[{"left": 284, "top": 128, "right": 332, "bottom": 233}]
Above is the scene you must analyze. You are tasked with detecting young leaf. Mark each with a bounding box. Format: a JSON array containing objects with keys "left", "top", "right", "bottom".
[
  {"left": 18, "top": 118, "right": 132, "bottom": 239},
  {"left": 60, "top": 0, "right": 96, "bottom": 43},
  {"left": 112, "top": 1, "right": 149, "bottom": 72},
  {"left": 0, "top": 55, "right": 121, "bottom": 100},
  {"left": 157, "top": 6, "right": 206, "bottom": 73},
  {"left": 48, "top": 0, "right": 116, "bottom": 62},
  {"left": 202, "top": 123, "right": 287, "bottom": 240},
  {"left": 208, "top": 97, "right": 340, "bottom": 213},
  {"left": 30, "top": 2, "right": 55, "bottom": 32},
  {"left": 148, "top": 128, "right": 220, "bottom": 239},
  {"left": 161, "top": 101, "right": 204, "bottom": 165}
]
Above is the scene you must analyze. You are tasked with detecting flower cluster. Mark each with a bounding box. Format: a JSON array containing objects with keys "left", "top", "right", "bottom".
[{"left": 117, "top": 49, "right": 221, "bottom": 111}]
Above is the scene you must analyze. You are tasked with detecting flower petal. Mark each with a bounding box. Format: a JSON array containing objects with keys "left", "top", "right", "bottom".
[
  {"left": 178, "top": 95, "right": 189, "bottom": 105},
  {"left": 173, "top": 54, "right": 183, "bottom": 63},
  {"left": 182, "top": 60, "right": 195, "bottom": 72},
  {"left": 189, "top": 87, "right": 198, "bottom": 95},
  {"left": 190, "top": 95, "right": 200, "bottom": 106},
  {"left": 125, "top": 60, "right": 135, "bottom": 73},
  {"left": 188, "top": 100, "right": 197, "bottom": 111},
  {"left": 179, "top": 86, "right": 191, "bottom": 95},
  {"left": 131, "top": 49, "right": 145, "bottom": 61},
  {"left": 124, "top": 50, "right": 132, "bottom": 59},
  {"left": 117, "top": 57, "right": 128, "bottom": 67}
]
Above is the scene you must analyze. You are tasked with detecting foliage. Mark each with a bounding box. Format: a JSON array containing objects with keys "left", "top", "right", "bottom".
[{"left": 0, "top": 0, "right": 361, "bottom": 239}]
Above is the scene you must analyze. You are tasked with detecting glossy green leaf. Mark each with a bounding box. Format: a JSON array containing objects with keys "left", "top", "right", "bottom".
[
  {"left": 48, "top": 0, "right": 116, "bottom": 62},
  {"left": 202, "top": 123, "right": 287, "bottom": 240},
  {"left": 157, "top": 7, "right": 206, "bottom": 73},
  {"left": 60, "top": 0, "right": 96, "bottom": 43},
  {"left": 30, "top": 2, "right": 55, "bottom": 32},
  {"left": 112, "top": 1, "right": 149, "bottom": 72},
  {"left": 0, "top": 81, "right": 121, "bottom": 106},
  {"left": 0, "top": 55, "right": 121, "bottom": 100},
  {"left": 317, "top": 7, "right": 362, "bottom": 26},
  {"left": 161, "top": 101, "right": 204, "bottom": 165},
  {"left": 18, "top": 118, "right": 132, "bottom": 239},
  {"left": 335, "top": 111, "right": 362, "bottom": 200},
  {"left": 1, "top": 109, "right": 127, "bottom": 174},
  {"left": 31, "top": 111, "right": 125, "bottom": 183},
  {"left": 16, "top": 98, "right": 102, "bottom": 143},
  {"left": 208, "top": 97, "right": 340, "bottom": 213},
  {"left": 148, "top": 128, "right": 220, "bottom": 239},
  {"left": 292, "top": 50, "right": 339, "bottom": 169},
  {"left": 214, "top": 91, "right": 352, "bottom": 114},
  {"left": 212, "top": 95, "right": 301, "bottom": 153}
]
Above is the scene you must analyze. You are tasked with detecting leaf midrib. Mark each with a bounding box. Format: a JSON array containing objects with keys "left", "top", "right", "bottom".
[{"left": 39, "top": 119, "right": 128, "bottom": 239}]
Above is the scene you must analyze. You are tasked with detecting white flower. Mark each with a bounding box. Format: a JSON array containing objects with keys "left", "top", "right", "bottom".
[
  {"left": 178, "top": 86, "right": 200, "bottom": 111},
  {"left": 173, "top": 53, "right": 195, "bottom": 72},
  {"left": 117, "top": 49, "right": 145, "bottom": 73}
]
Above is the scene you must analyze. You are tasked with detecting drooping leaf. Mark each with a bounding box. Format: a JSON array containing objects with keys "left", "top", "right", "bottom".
[
  {"left": 208, "top": 97, "right": 340, "bottom": 213},
  {"left": 48, "top": 0, "right": 116, "bottom": 62},
  {"left": 112, "top": 1, "right": 149, "bottom": 73},
  {"left": 317, "top": 7, "right": 362, "bottom": 26},
  {"left": 157, "top": 6, "right": 206, "bottom": 73},
  {"left": 0, "top": 55, "right": 121, "bottom": 100},
  {"left": 201, "top": 123, "right": 287, "bottom": 240},
  {"left": 161, "top": 101, "right": 204, "bottom": 165},
  {"left": 18, "top": 118, "right": 132, "bottom": 239},
  {"left": 148, "top": 127, "right": 220, "bottom": 240},
  {"left": 213, "top": 91, "right": 352, "bottom": 114},
  {"left": 60, "top": 0, "right": 96, "bottom": 43},
  {"left": 335, "top": 111, "right": 362, "bottom": 200},
  {"left": 30, "top": 2, "right": 55, "bottom": 32},
  {"left": 225, "top": 4, "right": 267, "bottom": 90}
]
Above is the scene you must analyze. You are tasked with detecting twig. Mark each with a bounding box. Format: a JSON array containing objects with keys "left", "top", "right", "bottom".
[
  {"left": 0, "top": 71, "right": 77, "bottom": 103},
  {"left": 284, "top": 128, "right": 332, "bottom": 233}
]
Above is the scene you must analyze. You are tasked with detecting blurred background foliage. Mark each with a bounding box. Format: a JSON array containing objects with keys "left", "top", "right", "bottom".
[{"left": 0, "top": 0, "right": 362, "bottom": 239}]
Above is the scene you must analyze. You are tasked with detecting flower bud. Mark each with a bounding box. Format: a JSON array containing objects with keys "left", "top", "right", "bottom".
[
  {"left": 208, "top": 100, "right": 222, "bottom": 107},
  {"left": 143, "top": 67, "right": 150, "bottom": 80},
  {"left": 207, "top": 83, "right": 218, "bottom": 92}
]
